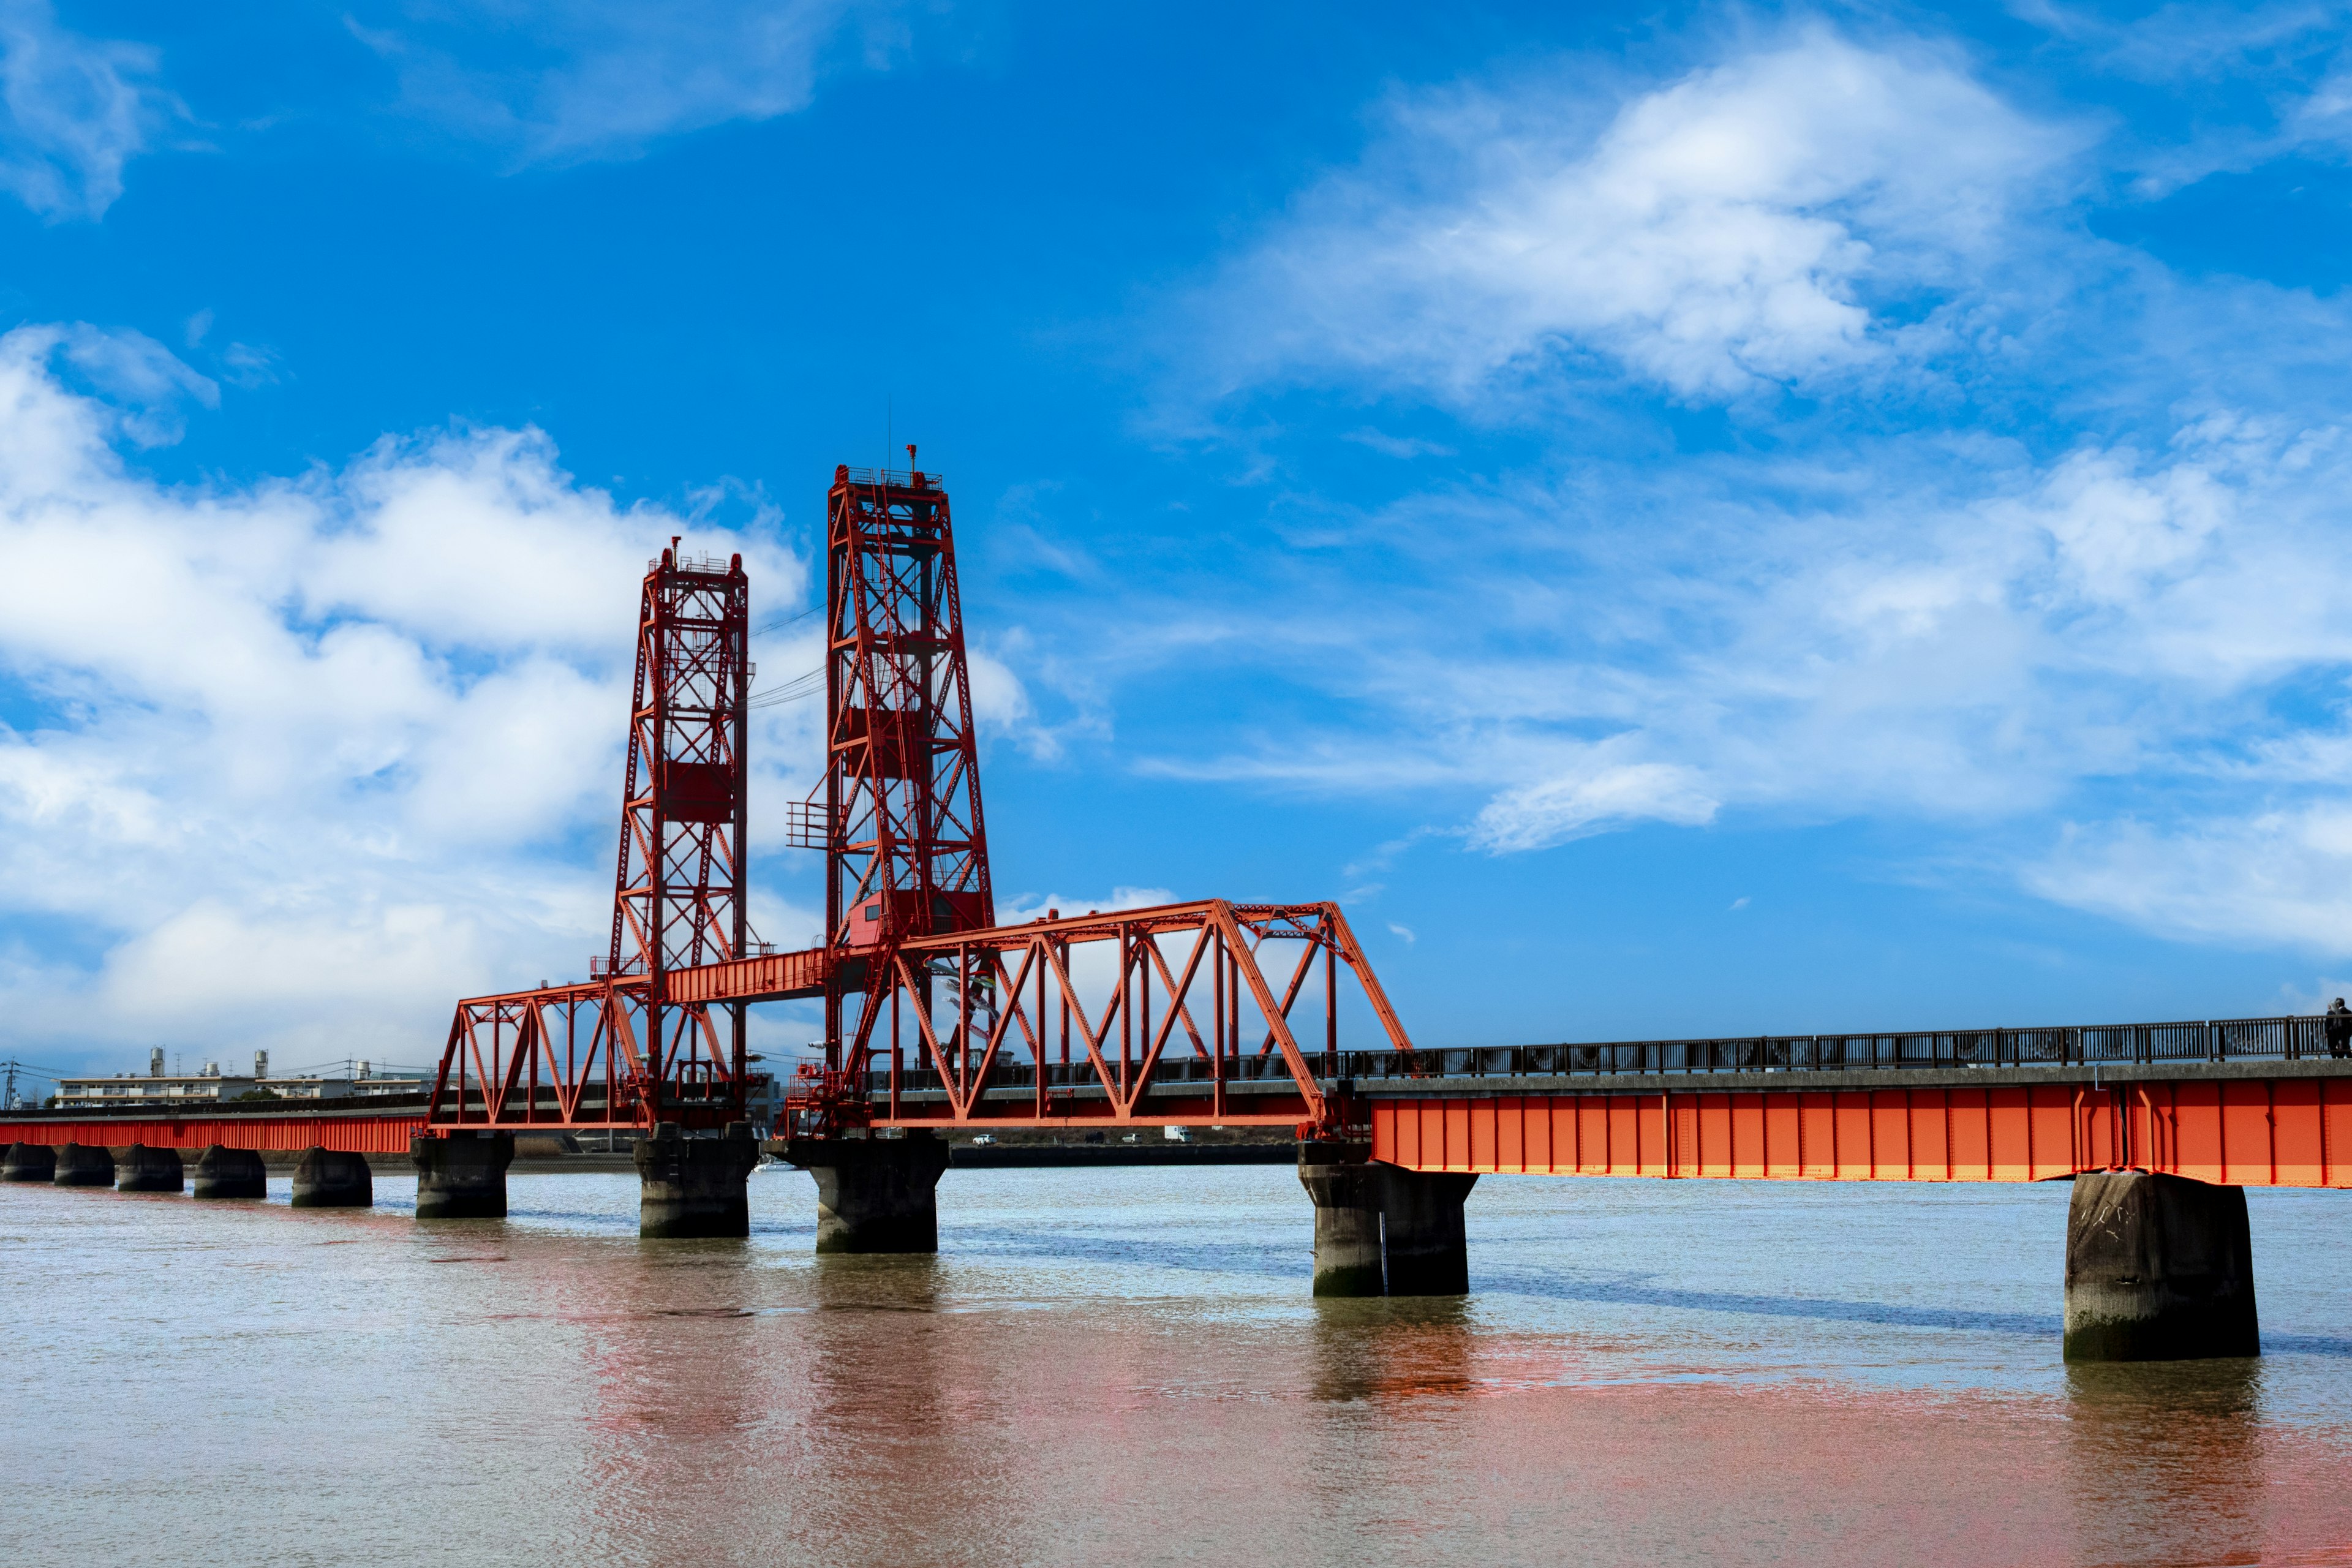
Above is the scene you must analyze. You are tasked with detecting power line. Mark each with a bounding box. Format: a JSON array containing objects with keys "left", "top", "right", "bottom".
[
  {"left": 752, "top": 604, "right": 820, "bottom": 637},
  {"left": 747, "top": 666, "right": 823, "bottom": 710}
]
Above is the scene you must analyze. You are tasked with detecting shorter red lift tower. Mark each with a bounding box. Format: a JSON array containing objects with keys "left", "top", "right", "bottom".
[
  {"left": 423, "top": 454, "right": 1417, "bottom": 1148},
  {"left": 426, "top": 544, "right": 775, "bottom": 1137}
]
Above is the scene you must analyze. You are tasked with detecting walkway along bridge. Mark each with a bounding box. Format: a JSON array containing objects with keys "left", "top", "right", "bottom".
[{"left": 2, "top": 454, "right": 2329, "bottom": 1363}]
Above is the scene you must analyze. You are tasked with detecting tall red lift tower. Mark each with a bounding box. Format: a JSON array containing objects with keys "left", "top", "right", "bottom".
[{"left": 817, "top": 455, "right": 995, "bottom": 1046}]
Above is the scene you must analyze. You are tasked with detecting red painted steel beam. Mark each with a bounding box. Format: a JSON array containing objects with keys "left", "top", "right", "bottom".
[
  {"left": 1370, "top": 1081, "right": 2352, "bottom": 1188},
  {"left": 0, "top": 1115, "right": 426, "bottom": 1154},
  {"left": 664, "top": 945, "right": 831, "bottom": 1005}
]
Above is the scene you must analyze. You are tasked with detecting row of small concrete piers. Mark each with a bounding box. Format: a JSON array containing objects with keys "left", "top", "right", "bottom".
[
  {"left": 3, "top": 1140, "right": 374, "bottom": 1204},
  {"left": 0, "top": 1126, "right": 763, "bottom": 1233},
  {"left": 0, "top": 1128, "right": 1480, "bottom": 1287}
]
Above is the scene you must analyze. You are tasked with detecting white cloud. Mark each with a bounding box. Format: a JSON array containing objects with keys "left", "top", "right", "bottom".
[
  {"left": 2026, "top": 807, "right": 2352, "bottom": 954},
  {"left": 996, "top": 886, "right": 1177, "bottom": 924},
  {"left": 0, "top": 0, "right": 177, "bottom": 220},
  {"left": 965, "top": 646, "right": 1035, "bottom": 733},
  {"left": 0, "top": 323, "right": 812, "bottom": 1066},
  {"left": 1343, "top": 428, "right": 1455, "bottom": 459},
  {"left": 1196, "top": 29, "right": 2073, "bottom": 405},
  {"left": 353, "top": 0, "right": 905, "bottom": 165},
  {"left": 42, "top": 323, "right": 216, "bottom": 443},
  {"left": 1471, "top": 753, "right": 1717, "bottom": 851}
]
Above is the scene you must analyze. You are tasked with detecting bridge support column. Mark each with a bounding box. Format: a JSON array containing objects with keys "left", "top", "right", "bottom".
[
  {"left": 1298, "top": 1142, "right": 1386, "bottom": 1296},
  {"left": 786, "top": 1134, "right": 949, "bottom": 1253},
  {"left": 3, "top": 1142, "right": 56, "bottom": 1182},
  {"left": 412, "top": 1133, "right": 512, "bottom": 1219},
  {"left": 293, "top": 1148, "right": 373, "bottom": 1208},
  {"left": 2065, "top": 1170, "right": 2258, "bottom": 1362},
  {"left": 636, "top": 1123, "right": 760, "bottom": 1238},
  {"left": 1380, "top": 1167, "right": 1477, "bottom": 1297},
  {"left": 51, "top": 1142, "right": 113, "bottom": 1187},
  {"left": 116, "top": 1144, "right": 183, "bottom": 1193},
  {"left": 192, "top": 1146, "right": 266, "bottom": 1199}
]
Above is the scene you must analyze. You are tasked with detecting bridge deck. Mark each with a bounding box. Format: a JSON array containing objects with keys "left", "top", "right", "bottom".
[{"left": 1366, "top": 1073, "right": 2352, "bottom": 1190}]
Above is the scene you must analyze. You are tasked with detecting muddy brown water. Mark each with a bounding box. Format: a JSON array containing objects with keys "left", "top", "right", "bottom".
[{"left": 6, "top": 1166, "right": 2350, "bottom": 1566}]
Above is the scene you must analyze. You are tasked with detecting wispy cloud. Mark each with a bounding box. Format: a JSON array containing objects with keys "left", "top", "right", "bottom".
[
  {"left": 350, "top": 0, "right": 911, "bottom": 165},
  {"left": 0, "top": 0, "right": 180, "bottom": 220},
  {"left": 1185, "top": 29, "right": 2079, "bottom": 409}
]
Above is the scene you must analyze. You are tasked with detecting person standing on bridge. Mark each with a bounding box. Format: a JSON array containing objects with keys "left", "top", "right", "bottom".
[{"left": 2328, "top": 998, "right": 2351, "bottom": 1058}]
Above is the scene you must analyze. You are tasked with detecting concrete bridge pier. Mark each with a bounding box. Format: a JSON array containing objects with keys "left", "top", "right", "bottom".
[
  {"left": 51, "top": 1142, "right": 113, "bottom": 1187},
  {"left": 2065, "top": 1170, "right": 2259, "bottom": 1361},
  {"left": 2, "top": 1142, "right": 56, "bottom": 1182},
  {"left": 1380, "top": 1167, "right": 1477, "bottom": 1297},
  {"left": 293, "top": 1148, "right": 374, "bottom": 1208},
  {"left": 1298, "top": 1142, "right": 1387, "bottom": 1296},
  {"left": 116, "top": 1144, "right": 184, "bottom": 1193},
  {"left": 636, "top": 1122, "right": 760, "bottom": 1238},
  {"left": 192, "top": 1146, "right": 267, "bottom": 1199},
  {"left": 412, "top": 1133, "right": 513, "bottom": 1219},
  {"left": 1297, "top": 1145, "right": 1478, "bottom": 1297},
  {"left": 785, "top": 1133, "right": 949, "bottom": 1253}
]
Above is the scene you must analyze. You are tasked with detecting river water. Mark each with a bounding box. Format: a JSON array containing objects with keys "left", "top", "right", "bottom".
[{"left": 6, "top": 1164, "right": 2350, "bottom": 1566}]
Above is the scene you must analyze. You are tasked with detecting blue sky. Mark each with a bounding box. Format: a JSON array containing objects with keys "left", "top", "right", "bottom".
[{"left": 6, "top": 0, "right": 2352, "bottom": 1079}]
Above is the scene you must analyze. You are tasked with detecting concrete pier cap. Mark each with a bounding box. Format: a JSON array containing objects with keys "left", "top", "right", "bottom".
[
  {"left": 2, "top": 1142, "right": 56, "bottom": 1182},
  {"left": 293, "top": 1147, "right": 374, "bottom": 1209},
  {"left": 636, "top": 1121, "right": 760, "bottom": 1238},
  {"left": 2065, "top": 1169, "right": 2259, "bottom": 1362},
  {"left": 115, "top": 1144, "right": 184, "bottom": 1194},
  {"left": 412, "top": 1132, "right": 513, "bottom": 1219},
  {"left": 192, "top": 1145, "right": 267, "bottom": 1199},
  {"left": 782, "top": 1131, "right": 949, "bottom": 1254}
]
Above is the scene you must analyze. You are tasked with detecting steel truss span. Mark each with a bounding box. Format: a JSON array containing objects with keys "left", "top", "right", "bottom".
[
  {"left": 1373, "top": 1080, "right": 2352, "bottom": 1188},
  {"left": 791, "top": 900, "right": 1412, "bottom": 1134}
]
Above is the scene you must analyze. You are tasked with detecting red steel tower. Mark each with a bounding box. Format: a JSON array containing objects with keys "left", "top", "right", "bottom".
[
  {"left": 426, "top": 543, "right": 759, "bottom": 1135},
  {"left": 813, "top": 453, "right": 996, "bottom": 1103},
  {"left": 609, "top": 542, "right": 753, "bottom": 1110}
]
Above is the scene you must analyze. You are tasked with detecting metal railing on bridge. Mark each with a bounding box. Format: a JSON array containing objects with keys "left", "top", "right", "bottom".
[
  {"left": 1343, "top": 1015, "right": 2348, "bottom": 1080},
  {"left": 858, "top": 1013, "right": 2351, "bottom": 1096}
]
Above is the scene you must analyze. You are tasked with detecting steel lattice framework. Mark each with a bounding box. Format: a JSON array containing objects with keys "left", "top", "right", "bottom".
[
  {"left": 423, "top": 459, "right": 1421, "bottom": 1144},
  {"left": 821, "top": 456, "right": 994, "bottom": 952},
  {"left": 426, "top": 546, "right": 756, "bottom": 1135},
  {"left": 815, "top": 900, "right": 1412, "bottom": 1133}
]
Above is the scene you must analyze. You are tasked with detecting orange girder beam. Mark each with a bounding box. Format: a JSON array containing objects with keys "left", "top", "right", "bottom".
[
  {"left": 0, "top": 1114, "right": 427, "bottom": 1155},
  {"left": 663, "top": 944, "right": 831, "bottom": 1005},
  {"left": 1371, "top": 1080, "right": 2352, "bottom": 1189}
]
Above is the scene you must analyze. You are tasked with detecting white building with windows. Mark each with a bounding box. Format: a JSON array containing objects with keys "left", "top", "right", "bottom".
[{"left": 55, "top": 1054, "right": 426, "bottom": 1108}]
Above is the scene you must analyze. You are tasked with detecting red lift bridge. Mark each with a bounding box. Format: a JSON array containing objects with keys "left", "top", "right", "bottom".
[{"left": 423, "top": 458, "right": 1413, "bottom": 1145}]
